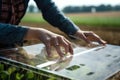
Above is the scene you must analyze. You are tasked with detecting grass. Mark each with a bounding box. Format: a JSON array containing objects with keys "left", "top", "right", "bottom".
[
  {"left": 22, "top": 13, "right": 46, "bottom": 23},
  {"left": 69, "top": 16, "right": 120, "bottom": 27},
  {"left": 22, "top": 12, "right": 120, "bottom": 27}
]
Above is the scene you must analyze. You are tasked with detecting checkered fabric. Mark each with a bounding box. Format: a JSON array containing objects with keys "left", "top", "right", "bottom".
[{"left": 0, "top": 0, "right": 25, "bottom": 24}]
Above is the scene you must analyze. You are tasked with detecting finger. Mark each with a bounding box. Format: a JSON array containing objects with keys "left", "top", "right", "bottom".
[
  {"left": 93, "top": 33, "right": 106, "bottom": 45},
  {"left": 69, "top": 44, "right": 73, "bottom": 55},
  {"left": 58, "top": 37, "right": 69, "bottom": 54},
  {"left": 93, "top": 34, "right": 106, "bottom": 44},
  {"left": 97, "top": 38, "right": 107, "bottom": 45},
  {"left": 64, "top": 38, "right": 73, "bottom": 55},
  {"left": 52, "top": 37, "right": 64, "bottom": 57},
  {"left": 85, "top": 31, "right": 106, "bottom": 45},
  {"left": 62, "top": 41, "right": 69, "bottom": 54},
  {"left": 58, "top": 36, "right": 73, "bottom": 55},
  {"left": 44, "top": 39, "right": 51, "bottom": 57},
  {"left": 54, "top": 38, "right": 59, "bottom": 46},
  {"left": 79, "top": 33, "right": 91, "bottom": 44},
  {"left": 55, "top": 45, "right": 64, "bottom": 57}
]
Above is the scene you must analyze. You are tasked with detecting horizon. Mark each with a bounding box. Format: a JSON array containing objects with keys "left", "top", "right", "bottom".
[{"left": 29, "top": 0, "right": 120, "bottom": 10}]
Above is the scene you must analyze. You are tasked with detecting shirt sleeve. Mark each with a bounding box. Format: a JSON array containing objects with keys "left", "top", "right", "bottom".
[
  {"left": 0, "top": 23, "right": 28, "bottom": 45},
  {"left": 34, "top": 0, "right": 79, "bottom": 35}
]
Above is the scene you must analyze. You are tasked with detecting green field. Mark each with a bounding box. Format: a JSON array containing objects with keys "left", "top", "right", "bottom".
[
  {"left": 69, "top": 16, "right": 120, "bottom": 27},
  {"left": 22, "top": 12, "right": 120, "bottom": 27}
]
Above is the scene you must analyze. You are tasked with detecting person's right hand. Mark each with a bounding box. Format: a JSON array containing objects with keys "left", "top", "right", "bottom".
[{"left": 24, "top": 28, "right": 73, "bottom": 58}]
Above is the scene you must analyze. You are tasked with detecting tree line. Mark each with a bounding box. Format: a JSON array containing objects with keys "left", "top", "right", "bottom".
[
  {"left": 62, "top": 4, "right": 120, "bottom": 13},
  {"left": 28, "top": 4, "right": 120, "bottom": 13}
]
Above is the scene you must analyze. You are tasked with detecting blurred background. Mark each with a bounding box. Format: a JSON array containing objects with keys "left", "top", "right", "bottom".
[{"left": 20, "top": 0, "right": 120, "bottom": 46}]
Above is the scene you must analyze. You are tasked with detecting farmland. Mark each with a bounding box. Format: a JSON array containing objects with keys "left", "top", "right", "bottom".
[
  {"left": 22, "top": 11, "right": 120, "bottom": 27},
  {"left": 20, "top": 11, "right": 120, "bottom": 45}
]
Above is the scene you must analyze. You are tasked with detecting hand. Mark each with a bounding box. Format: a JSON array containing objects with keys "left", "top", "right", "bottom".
[
  {"left": 24, "top": 28, "right": 73, "bottom": 58},
  {"left": 73, "top": 30, "right": 106, "bottom": 45}
]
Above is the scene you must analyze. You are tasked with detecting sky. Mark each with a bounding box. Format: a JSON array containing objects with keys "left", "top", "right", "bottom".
[{"left": 29, "top": 0, "right": 120, "bottom": 10}]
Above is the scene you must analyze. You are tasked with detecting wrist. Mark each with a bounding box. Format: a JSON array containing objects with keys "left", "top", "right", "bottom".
[
  {"left": 24, "top": 28, "right": 40, "bottom": 40},
  {"left": 68, "top": 29, "right": 81, "bottom": 39}
]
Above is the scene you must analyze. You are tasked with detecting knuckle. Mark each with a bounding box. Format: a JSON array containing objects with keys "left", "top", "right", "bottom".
[
  {"left": 51, "top": 36, "right": 56, "bottom": 40},
  {"left": 64, "top": 43, "right": 69, "bottom": 47},
  {"left": 57, "top": 35, "right": 64, "bottom": 39},
  {"left": 90, "top": 31, "right": 94, "bottom": 34},
  {"left": 45, "top": 44, "right": 50, "bottom": 48},
  {"left": 45, "top": 37, "right": 51, "bottom": 42}
]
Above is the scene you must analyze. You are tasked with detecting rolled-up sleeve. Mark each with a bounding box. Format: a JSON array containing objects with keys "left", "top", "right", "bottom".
[
  {"left": 34, "top": 0, "right": 79, "bottom": 35},
  {"left": 0, "top": 23, "right": 28, "bottom": 45}
]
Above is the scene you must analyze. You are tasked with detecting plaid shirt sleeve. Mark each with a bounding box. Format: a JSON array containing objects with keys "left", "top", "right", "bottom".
[
  {"left": 34, "top": 0, "right": 79, "bottom": 36},
  {"left": 0, "top": 23, "right": 28, "bottom": 45}
]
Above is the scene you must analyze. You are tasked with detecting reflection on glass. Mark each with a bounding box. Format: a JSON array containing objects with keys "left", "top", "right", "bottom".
[
  {"left": 43, "top": 56, "right": 73, "bottom": 71},
  {"left": 0, "top": 44, "right": 47, "bottom": 66},
  {"left": 0, "top": 43, "right": 104, "bottom": 71}
]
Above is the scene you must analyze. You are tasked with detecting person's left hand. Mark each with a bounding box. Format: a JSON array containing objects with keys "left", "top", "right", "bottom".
[{"left": 73, "top": 30, "right": 106, "bottom": 45}]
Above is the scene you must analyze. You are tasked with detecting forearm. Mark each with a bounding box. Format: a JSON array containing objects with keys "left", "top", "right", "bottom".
[
  {"left": 42, "top": 5, "right": 79, "bottom": 35},
  {"left": 24, "top": 28, "right": 37, "bottom": 40},
  {"left": 24, "top": 27, "right": 41, "bottom": 40},
  {"left": 24, "top": 27, "right": 50, "bottom": 40},
  {"left": 35, "top": 0, "right": 79, "bottom": 35},
  {"left": 0, "top": 23, "right": 28, "bottom": 44}
]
